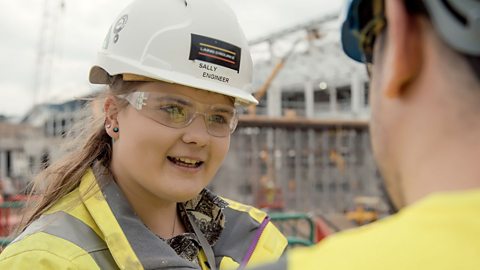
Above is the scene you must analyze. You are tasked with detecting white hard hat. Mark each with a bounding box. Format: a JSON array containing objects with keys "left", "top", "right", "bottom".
[{"left": 89, "top": 0, "right": 258, "bottom": 106}]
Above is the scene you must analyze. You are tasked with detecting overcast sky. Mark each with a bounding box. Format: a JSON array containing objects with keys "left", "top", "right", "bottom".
[{"left": 0, "top": 0, "right": 341, "bottom": 118}]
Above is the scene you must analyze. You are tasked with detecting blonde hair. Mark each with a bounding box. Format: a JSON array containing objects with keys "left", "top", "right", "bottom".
[{"left": 19, "top": 76, "right": 144, "bottom": 231}]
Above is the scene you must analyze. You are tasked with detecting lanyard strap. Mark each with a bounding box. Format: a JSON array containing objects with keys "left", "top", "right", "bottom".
[
  {"left": 187, "top": 212, "right": 217, "bottom": 270},
  {"left": 238, "top": 216, "right": 271, "bottom": 270}
]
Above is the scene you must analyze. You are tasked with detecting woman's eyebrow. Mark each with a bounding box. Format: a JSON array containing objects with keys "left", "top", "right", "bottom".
[
  {"left": 155, "top": 96, "right": 192, "bottom": 106},
  {"left": 211, "top": 107, "right": 234, "bottom": 114}
]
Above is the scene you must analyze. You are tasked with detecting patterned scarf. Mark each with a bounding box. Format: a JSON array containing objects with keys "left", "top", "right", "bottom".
[{"left": 160, "top": 189, "right": 228, "bottom": 263}]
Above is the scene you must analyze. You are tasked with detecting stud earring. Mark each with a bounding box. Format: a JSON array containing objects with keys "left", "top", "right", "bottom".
[{"left": 113, "top": 127, "right": 119, "bottom": 133}]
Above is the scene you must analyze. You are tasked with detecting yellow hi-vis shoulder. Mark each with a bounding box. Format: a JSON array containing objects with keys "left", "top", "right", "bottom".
[{"left": 252, "top": 189, "right": 480, "bottom": 270}]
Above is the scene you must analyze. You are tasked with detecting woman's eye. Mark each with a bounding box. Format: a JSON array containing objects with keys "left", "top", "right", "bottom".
[
  {"left": 209, "top": 114, "right": 228, "bottom": 124},
  {"left": 159, "top": 105, "right": 181, "bottom": 113},
  {"left": 160, "top": 105, "right": 186, "bottom": 120}
]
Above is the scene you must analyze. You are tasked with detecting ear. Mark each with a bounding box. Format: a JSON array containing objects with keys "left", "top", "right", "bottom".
[
  {"left": 382, "top": 0, "right": 423, "bottom": 99},
  {"left": 104, "top": 96, "right": 120, "bottom": 140}
]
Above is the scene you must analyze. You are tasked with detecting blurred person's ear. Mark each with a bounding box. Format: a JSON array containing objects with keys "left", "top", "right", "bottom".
[{"left": 382, "top": 0, "right": 423, "bottom": 100}]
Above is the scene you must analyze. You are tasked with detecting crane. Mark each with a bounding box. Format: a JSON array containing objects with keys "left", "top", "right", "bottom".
[
  {"left": 247, "top": 13, "right": 338, "bottom": 115},
  {"left": 33, "top": 0, "right": 66, "bottom": 105}
]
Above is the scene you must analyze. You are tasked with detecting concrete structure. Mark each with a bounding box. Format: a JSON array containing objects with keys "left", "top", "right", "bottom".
[
  {"left": 0, "top": 122, "right": 39, "bottom": 180},
  {"left": 0, "top": 99, "right": 89, "bottom": 191}
]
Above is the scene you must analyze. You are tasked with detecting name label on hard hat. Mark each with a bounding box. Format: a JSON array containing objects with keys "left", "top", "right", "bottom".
[
  {"left": 199, "top": 63, "right": 218, "bottom": 72},
  {"left": 189, "top": 34, "right": 242, "bottom": 73},
  {"left": 202, "top": 72, "right": 229, "bottom": 83}
]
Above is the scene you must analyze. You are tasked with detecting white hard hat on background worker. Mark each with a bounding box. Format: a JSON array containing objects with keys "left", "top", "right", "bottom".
[{"left": 89, "top": 0, "right": 258, "bottom": 106}]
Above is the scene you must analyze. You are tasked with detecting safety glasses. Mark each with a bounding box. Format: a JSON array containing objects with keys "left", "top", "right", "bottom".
[
  {"left": 342, "top": 0, "right": 427, "bottom": 76},
  {"left": 341, "top": 0, "right": 387, "bottom": 76},
  {"left": 361, "top": 13, "right": 386, "bottom": 77},
  {"left": 357, "top": 6, "right": 386, "bottom": 65},
  {"left": 120, "top": 91, "right": 238, "bottom": 137},
  {"left": 354, "top": 0, "right": 387, "bottom": 79}
]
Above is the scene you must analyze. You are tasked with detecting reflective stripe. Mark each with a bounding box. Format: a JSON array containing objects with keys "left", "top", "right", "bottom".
[
  {"left": 14, "top": 211, "right": 118, "bottom": 269},
  {"left": 84, "top": 165, "right": 144, "bottom": 270},
  {"left": 99, "top": 171, "right": 198, "bottom": 270}
]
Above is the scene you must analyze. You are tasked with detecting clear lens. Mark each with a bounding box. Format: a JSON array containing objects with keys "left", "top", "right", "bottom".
[
  {"left": 205, "top": 105, "right": 238, "bottom": 136},
  {"left": 150, "top": 96, "right": 193, "bottom": 127},
  {"left": 122, "top": 92, "right": 237, "bottom": 137}
]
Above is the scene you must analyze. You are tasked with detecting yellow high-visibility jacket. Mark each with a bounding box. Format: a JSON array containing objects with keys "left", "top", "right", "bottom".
[
  {"left": 0, "top": 164, "right": 287, "bottom": 270},
  {"left": 254, "top": 189, "right": 480, "bottom": 270}
]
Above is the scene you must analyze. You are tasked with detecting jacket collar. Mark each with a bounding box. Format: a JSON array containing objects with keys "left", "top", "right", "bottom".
[
  {"left": 80, "top": 162, "right": 228, "bottom": 269},
  {"left": 80, "top": 163, "right": 199, "bottom": 269}
]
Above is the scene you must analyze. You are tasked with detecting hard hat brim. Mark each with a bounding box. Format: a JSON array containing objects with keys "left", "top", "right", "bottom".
[{"left": 89, "top": 64, "right": 258, "bottom": 106}]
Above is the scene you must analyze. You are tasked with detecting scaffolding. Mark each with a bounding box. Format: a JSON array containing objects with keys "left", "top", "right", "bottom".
[{"left": 213, "top": 117, "right": 388, "bottom": 215}]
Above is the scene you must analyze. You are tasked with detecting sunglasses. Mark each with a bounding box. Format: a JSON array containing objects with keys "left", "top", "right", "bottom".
[{"left": 120, "top": 91, "right": 238, "bottom": 137}]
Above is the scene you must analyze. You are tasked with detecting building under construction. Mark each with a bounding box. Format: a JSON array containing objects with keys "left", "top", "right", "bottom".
[{"left": 213, "top": 15, "right": 389, "bottom": 217}]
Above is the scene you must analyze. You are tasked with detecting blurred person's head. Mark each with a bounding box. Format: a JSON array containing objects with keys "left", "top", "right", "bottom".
[{"left": 341, "top": 0, "right": 480, "bottom": 209}]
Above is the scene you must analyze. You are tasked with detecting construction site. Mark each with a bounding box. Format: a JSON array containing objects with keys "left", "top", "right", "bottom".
[{"left": 1, "top": 1, "right": 389, "bottom": 249}]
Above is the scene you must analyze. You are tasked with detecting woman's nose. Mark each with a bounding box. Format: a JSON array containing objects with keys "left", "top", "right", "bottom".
[{"left": 181, "top": 114, "right": 210, "bottom": 146}]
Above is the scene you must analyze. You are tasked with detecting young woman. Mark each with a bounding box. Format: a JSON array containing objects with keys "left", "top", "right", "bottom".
[{"left": 0, "top": 0, "right": 287, "bottom": 269}]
